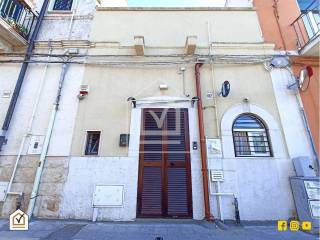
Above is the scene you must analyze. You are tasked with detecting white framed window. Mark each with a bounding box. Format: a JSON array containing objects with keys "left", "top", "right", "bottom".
[
  {"left": 49, "top": 0, "right": 74, "bottom": 12},
  {"left": 232, "top": 114, "right": 272, "bottom": 157}
]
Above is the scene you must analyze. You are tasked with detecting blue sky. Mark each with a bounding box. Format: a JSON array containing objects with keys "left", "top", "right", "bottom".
[{"left": 128, "top": 0, "right": 227, "bottom": 7}]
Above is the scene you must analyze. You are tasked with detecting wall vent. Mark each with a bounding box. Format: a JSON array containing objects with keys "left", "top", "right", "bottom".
[{"left": 210, "top": 170, "right": 224, "bottom": 182}]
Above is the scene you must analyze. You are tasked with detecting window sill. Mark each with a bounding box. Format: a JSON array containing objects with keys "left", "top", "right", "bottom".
[
  {"left": 234, "top": 156, "right": 275, "bottom": 159},
  {"left": 47, "top": 10, "right": 73, "bottom": 15}
]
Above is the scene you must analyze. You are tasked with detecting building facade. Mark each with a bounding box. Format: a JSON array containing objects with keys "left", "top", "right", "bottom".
[
  {"left": 0, "top": 0, "right": 97, "bottom": 218},
  {"left": 254, "top": 0, "right": 319, "bottom": 161},
  {"left": 0, "top": 0, "right": 316, "bottom": 222}
]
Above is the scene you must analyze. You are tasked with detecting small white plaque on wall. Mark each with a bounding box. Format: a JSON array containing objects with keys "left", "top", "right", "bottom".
[
  {"left": 28, "top": 135, "right": 45, "bottom": 155},
  {"left": 206, "top": 138, "right": 222, "bottom": 158},
  {"left": 93, "top": 185, "right": 124, "bottom": 207}
]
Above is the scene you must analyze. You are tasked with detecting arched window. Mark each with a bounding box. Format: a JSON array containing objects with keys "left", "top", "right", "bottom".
[{"left": 232, "top": 114, "right": 272, "bottom": 157}]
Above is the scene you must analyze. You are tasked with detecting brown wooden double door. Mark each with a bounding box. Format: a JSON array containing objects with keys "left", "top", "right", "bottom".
[{"left": 137, "top": 108, "right": 193, "bottom": 218}]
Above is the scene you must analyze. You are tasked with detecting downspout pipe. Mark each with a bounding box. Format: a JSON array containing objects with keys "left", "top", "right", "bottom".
[
  {"left": 0, "top": 0, "right": 51, "bottom": 149},
  {"left": 195, "top": 63, "right": 212, "bottom": 221},
  {"left": 27, "top": 62, "right": 70, "bottom": 218}
]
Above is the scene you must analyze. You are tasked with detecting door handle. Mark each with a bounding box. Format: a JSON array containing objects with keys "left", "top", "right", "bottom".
[{"left": 170, "top": 162, "right": 175, "bottom": 167}]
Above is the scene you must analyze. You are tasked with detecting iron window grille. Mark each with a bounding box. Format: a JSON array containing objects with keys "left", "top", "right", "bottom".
[
  {"left": 53, "top": 0, "right": 73, "bottom": 11},
  {"left": 85, "top": 131, "right": 100, "bottom": 155},
  {"left": 232, "top": 114, "right": 272, "bottom": 157}
]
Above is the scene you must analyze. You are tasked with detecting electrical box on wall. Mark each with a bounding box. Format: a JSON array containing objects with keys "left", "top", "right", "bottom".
[
  {"left": 28, "top": 135, "right": 45, "bottom": 155},
  {"left": 119, "top": 134, "right": 130, "bottom": 147},
  {"left": 206, "top": 138, "right": 222, "bottom": 158},
  {"left": 0, "top": 182, "right": 9, "bottom": 202},
  {"left": 93, "top": 185, "right": 124, "bottom": 207}
]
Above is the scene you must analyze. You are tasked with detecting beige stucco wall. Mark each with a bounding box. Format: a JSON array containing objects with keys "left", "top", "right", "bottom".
[
  {"left": 71, "top": 9, "right": 282, "bottom": 157},
  {"left": 71, "top": 62, "right": 282, "bottom": 156},
  {"left": 92, "top": 8, "right": 264, "bottom": 46}
]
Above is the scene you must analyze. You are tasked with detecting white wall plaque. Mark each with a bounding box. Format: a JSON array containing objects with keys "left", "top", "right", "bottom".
[
  {"left": 28, "top": 135, "right": 45, "bottom": 155},
  {"left": 93, "top": 185, "right": 124, "bottom": 207},
  {"left": 206, "top": 138, "right": 222, "bottom": 158}
]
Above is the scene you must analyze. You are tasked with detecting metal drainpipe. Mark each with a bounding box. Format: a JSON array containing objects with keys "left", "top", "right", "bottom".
[
  {"left": 0, "top": 0, "right": 51, "bottom": 149},
  {"left": 27, "top": 62, "right": 70, "bottom": 218},
  {"left": 195, "top": 63, "right": 212, "bottom": 221}
]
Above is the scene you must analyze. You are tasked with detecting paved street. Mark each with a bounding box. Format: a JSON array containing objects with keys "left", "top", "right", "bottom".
[{"left": 0, "top": 219, "right": 317, "bottom": 240}]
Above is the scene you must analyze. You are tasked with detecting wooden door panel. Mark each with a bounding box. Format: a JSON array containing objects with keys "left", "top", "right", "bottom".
[
  {"left": 167, "top": 168, "right": 189, "bottom": 216},
  {"left": 140, "top": 167, "right": 162, "bottom": 216},
  {"left": 138, "top": 108, "right": 192, "bottom": 218}
]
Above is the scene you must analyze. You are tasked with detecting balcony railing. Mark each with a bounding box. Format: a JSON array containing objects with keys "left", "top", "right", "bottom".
[
  {"left": 292, "top": 6, "right": 320, "bottom": 51},
  {"left": 0, "top": 0, "right": 37, "bottom": 40}
]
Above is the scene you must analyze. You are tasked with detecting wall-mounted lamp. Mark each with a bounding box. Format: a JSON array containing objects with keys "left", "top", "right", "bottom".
[
  {"left": 242, "top": 97, "right": 250, "bottom": 103},
  {"left": 191, "top": 97, "right": 199, "bottom": 107},
  {"left": 159, "top": 84, "right": 168, "bottom": 90},
  {"left": 127, "top": 97, "right": 137, "bottom": 108}
]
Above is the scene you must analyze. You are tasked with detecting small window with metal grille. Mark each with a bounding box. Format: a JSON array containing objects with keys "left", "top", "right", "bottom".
[
  {"left": 85, "top": 131, "right": 100, "bottom": 156},
  {"left": 232, "top": 114, "right": 272, "bottom": 157},
  {"left": 52, "top": 0, "right": 73, "bottom": 11}
]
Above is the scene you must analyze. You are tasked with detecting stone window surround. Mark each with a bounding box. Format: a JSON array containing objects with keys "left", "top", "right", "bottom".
[{"left": 221, "top": 103, "right": 286, "bottom": 159}]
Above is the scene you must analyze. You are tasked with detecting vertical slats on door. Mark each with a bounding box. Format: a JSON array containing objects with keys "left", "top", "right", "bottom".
[
  {"left": 166, "top": 109, "right": 192, "bottom": 217},
  {"left": 167, "top": 168, "right": 189, "bottom": 216},
  {"left": 138, "top": 109, "right": 163, "bottom": 216}
]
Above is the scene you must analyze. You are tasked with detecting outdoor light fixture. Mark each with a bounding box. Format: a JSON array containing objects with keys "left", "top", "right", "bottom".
[
  {"left": 191, "top": 97, "right": 199, "bottom": 107},
  {"left": 127, "top": 97, "right": 137, "bottom": 108},
  {"left": 159, "top": 84, "right": 168, "bottom": 90}
]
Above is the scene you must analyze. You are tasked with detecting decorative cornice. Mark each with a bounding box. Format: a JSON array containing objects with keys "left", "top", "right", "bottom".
[
  {"left": 35, "top": 40, "right": 92, "bottom": 49},
  {"left": 43, "top": 14, "right": 94, "bottom": 20}
]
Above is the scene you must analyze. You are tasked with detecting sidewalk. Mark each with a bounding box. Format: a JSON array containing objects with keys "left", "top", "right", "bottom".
[{"left": 0, "top": 219, "right": 317, "bottom": 240}]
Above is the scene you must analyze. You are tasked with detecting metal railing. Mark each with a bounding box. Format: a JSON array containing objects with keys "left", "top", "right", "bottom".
[
  {"left": 0, "top": 0, "right": 38, "bottom": 40},
  {"left": 292, "top": 6, "right": 320, "bottom": 50}
]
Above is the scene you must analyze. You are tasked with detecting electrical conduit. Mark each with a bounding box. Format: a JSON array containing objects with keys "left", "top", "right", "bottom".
[
  {"left": 4, "top": 43, "right": 53, "bottom": 201},
  {"left": 27, "top": 62, "right": 70, "bottom": 218}
]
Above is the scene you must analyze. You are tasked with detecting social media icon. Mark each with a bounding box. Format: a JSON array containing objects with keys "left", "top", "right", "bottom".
[
  {"left": 278, "top": 221, "right": 287, "bottom": 231},
  {"left": 301, "top": 221, "right": 312, "bottom": 231},
  {"left": 290, "top": 221, "right": 300, "bottom": 231}
]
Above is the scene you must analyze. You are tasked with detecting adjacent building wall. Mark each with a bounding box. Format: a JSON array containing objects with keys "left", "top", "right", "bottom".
[
  {"left": 0, "top": 0, "right": 97, "bottom": 217},
  {"left": 253, "top": 0, "right": 319, "bottom": 159}
]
